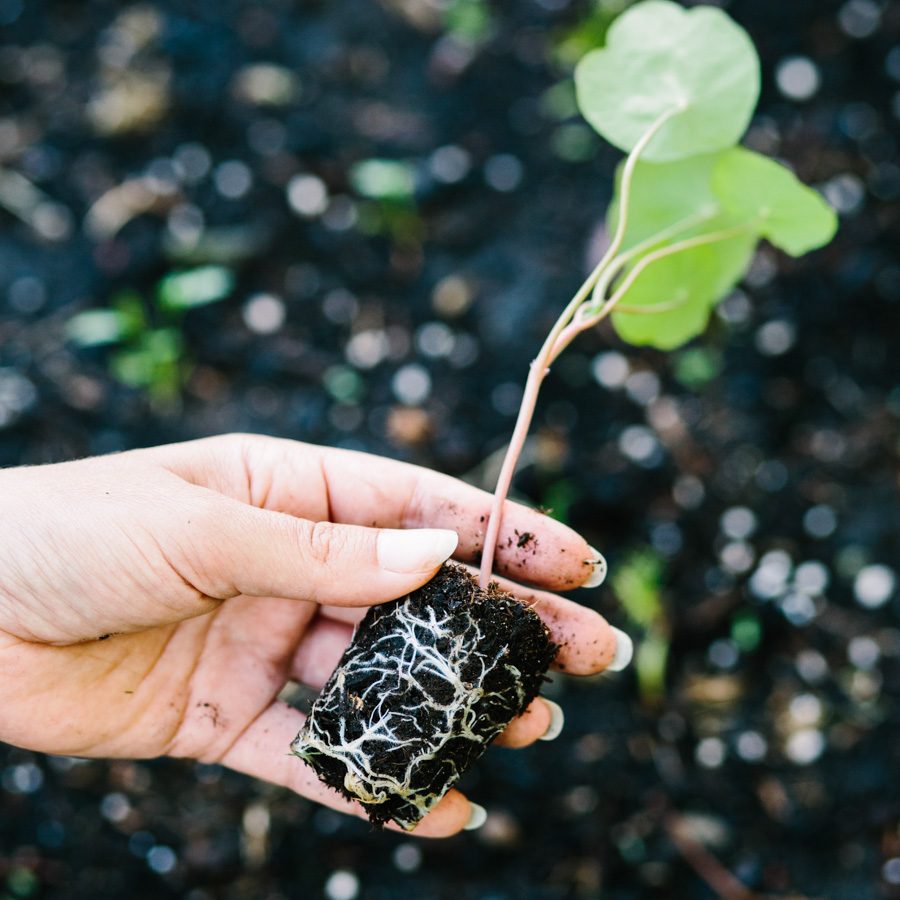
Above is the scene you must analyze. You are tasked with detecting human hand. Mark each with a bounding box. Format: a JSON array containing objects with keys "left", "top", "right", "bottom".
[{"left": 0, "top": 434, "right": 630, "bottom": 837}]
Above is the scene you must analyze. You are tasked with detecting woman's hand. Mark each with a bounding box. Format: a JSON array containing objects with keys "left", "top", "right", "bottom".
[{"left": 0, "top": 434, "right": 630, "bottom": 837}]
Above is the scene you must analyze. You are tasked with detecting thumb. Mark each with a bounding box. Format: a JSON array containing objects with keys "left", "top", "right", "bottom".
[{"left": 184, "top": 492, "right": 459, "bottom": 606}]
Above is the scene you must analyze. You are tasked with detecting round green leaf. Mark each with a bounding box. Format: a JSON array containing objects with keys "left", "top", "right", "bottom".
[
  {"left": 712, "top": 147, "right": 838, "bottom": 256},
  {"left": 157, "top": 266, "right": 234, "bottom": 310},
  {"left": 350, "top": 159, "right": 416, "bottom": 202},
  {"left": 575, "top": 0, "right": 760, "bottom": 162},
  {"left": 611, "top": 243, "right": 726, "bottom": 349},
  {"left": 608, "top": 153, "right": 725, "bottom": 249},
  {"left": 66, "top": 309, "right": 127, "bottom": 347},
  {"left": 608, "top": 153, "right": 759, "bottom": 306}
]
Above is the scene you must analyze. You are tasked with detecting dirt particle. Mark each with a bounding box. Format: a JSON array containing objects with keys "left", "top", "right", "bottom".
[
  {"left": 516, "top": 531, "right": 536, "bottom": 549},
  {"left": 197, "top": 701, "right": 223, "bottom": 727}
]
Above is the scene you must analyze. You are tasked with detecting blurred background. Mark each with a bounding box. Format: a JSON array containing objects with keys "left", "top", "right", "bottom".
[{"left": 1, "top": 0, "right": 899, "bottom": 897}]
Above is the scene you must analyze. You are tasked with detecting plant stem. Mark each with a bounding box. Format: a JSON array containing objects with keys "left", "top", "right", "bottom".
[
  {"left": 548, "top": 221, "right": 755, "bottom": 363},
  {"left": 477, "top": 108, "right": 678, "bottom": 588}
]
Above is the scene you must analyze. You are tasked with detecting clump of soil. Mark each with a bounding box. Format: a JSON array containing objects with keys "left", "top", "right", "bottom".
[{"left": 291, "top": 563, "right": 558, "bottom": 830}]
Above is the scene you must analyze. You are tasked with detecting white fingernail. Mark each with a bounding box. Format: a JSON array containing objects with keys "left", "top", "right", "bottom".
[
  {"left": 582, "top": 547, "right": 607, "bottom": 588},
  {"left": 463, "top": 802, "right": 487, "bottom": 831},
  {"left": 539, "top": 700, "right": 565, "bottom": 741},
  {"left": 377, "top": 528, "right": 458, "bottom": 574},
  {"left": 607, "top": 626, "right": 633, "bottom": 672}
]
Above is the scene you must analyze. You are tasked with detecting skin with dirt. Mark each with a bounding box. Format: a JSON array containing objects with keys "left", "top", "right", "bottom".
[{"left": 291, "top": 564, "right": 558, "bottom": 830}]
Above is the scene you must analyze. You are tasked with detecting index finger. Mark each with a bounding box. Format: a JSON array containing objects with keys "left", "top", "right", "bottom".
[{"left": 164, "top": 435, "right": 606, "bottom": 592}]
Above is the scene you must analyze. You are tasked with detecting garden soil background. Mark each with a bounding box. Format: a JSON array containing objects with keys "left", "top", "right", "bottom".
[{"left": 1, "top": 0, "right": 899, "bottom": 897}]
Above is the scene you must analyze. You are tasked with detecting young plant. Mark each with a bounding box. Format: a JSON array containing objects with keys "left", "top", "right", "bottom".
[
  {"left": 477, "top": 0, "right": 836, "bottom": 586},
  {"left": 293, "top": 0, "right": 837, "bottom": 830},
  {"left": 67, "top": 265, "right": 234, "bottom": 408},
  {"left": 612, "top": 548, "right": 669, "bottom": 708}
]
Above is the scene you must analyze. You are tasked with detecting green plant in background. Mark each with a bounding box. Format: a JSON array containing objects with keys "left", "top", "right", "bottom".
[
  {"left": 350, "top": 158, "right": 424, "bottom": 248},
  {"left": 443, "top": 0, "right": 495, "bottom": 46},
  {"left": 67, "top": 265, "right": 234, "bottom": 407},
  {"left": 612, "top": 548, "right": 669, "bottom": 707},
  {"left": 477, "top": 0, "right": 837, "bottom": 585},
  {"left": 553, "top": 0, "right": 636, "bottom": 69}
]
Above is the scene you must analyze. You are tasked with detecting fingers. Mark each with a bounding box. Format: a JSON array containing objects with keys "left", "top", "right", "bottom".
[
  {"left": 474, "top": 569, "right": 633, "bottom": 676},
  {"left": 318, "top": 567, "right": 631, "bottom": 676},
  {"left": 494, "top": 698, "right": 564, "bottom": 748},
  {"left": 318, "top": 579, "right": 630, "bottom": 676},
  {"left": 175, "top": 487, "right": 459, "bottom": 607},
  {"left": 162, "top": 435, "right": 605, "bottom": 592},
  {"left": 218, "top": 701, "right": 478, "bottom": 838},
  {"left": 289, "top": 617, "right": 353, "bottom": 687}
]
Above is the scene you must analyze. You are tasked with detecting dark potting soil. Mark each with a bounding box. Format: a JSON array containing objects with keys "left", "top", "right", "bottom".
[{"left": 291, "top": 564, "right": 558, "bottom": 830}]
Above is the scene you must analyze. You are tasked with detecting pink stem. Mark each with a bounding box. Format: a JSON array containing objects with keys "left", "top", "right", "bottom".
[
  {"left": 478, "top": 357, "right": 550, "bottom": 587},
  {"left": 476, "top": 108, "right": 681, "bottom": 588}
]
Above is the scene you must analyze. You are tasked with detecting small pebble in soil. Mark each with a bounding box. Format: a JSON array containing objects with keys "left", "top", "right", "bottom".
[
  {"left": 803, "top": 505, "right": 838, "bottom": 539},
  {"left": 847, "top": 636, "right": 880, "bottom": 670},
  {"left": 392, "top": 843, "right": 422, "bottom": 873},
  {"left": 785, "top": 728, "right": 825, "bottom": 765},
  {"left": 324, "top": 869, "right": 359, "bottom": 900},
  {"left": 853, "top": 564, "right": 896, "bottom": 608},
  {"left": 695, "top": 737, "right": 726, "bottom": 769},
  {"left": 775, "top": 56, "right": 820, "bottom": 101},
  {"left": 736, "top": 730, "right": 768, "bottom": 762}
]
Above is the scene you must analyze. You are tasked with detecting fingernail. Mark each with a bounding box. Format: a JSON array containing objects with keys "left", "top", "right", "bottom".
[
  {"left": 582, "top": 547, "right": 607, "bottom": 588},
  {"left": 463, "top": 802, "right": 487, "bottom": 831},
  {"left": 607, "top": 626, "right": 634, "bottom": 672},
  {"left": 377, "top": 528, "right": 458, "bottom": 574},
  {"left": 539, "top": 699, "right": 565, "bottom": 741}
]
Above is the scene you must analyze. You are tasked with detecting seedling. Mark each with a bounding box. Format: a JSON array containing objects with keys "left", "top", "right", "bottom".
[
  {"left": 613, "top": 548, "right": 669, "bottom": 708},
  {"left": 478, "top": 0, "right": 836, "bottom": 586},
  {"left": 67, "top": 265, "right": 234, "bottom": 407},
  {"left": 299, "top": 0, "right": 837, "bottom": 830}
]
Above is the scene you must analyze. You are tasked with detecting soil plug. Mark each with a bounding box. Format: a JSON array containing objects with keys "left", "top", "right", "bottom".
[{"left": 291, "top": 564, "right": 557, "bottom": 830}]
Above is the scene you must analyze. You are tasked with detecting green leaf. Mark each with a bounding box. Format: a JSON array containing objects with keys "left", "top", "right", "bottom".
[
  {"left": 157, "top": 266, "right": 234, "bottom": 311},
  {"left": 322, "top": 365, "right": 364, "bottom": 403},
  {"left": 538, "top": 80, "right": 579, "bottom": 121},
  {"left": 552, "top": 0, "right": 631, "bottom": 69},
  {"left": 673, "top": 347, "right": 722, "bottom": 388},
  {"left": 731, "top": 611, "right": 762, "bottom": 652},
  {"left": 635, "top": 627, "right": 669, "bottom": 705},
  {"left": 606, "top": 153, "right": 758, "bottom": 348},
  {"left": 67, "top": 291, "right": 146, "bottom": 347},
  {"left": 612, "top": 548, "right": 663, "bottom": 629},
  {"left": 443, "top": 0, "right": 494, "bottom": 45},
  {"left": 66, "top": 309, "right": 129, "bottom": 346},
  {"left": 349, "top": 159, "right": 416, "bottom": 203},
  {"left": 110, "top": 329, "right": 183, "bottom": 390},
  {"left": 575, "top": 0, "right": 759, "bottom": 161},
  {"left": 608, "top": 153, "right": 724, "bottom": 249},
  {"left": 712, "top": 147, "right": 838, "bottom": 256},
  {"left": 611, "top": 242, "right": 742, "bottom": 349}
]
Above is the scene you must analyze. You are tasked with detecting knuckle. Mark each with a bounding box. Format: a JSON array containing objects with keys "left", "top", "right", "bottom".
[{"left": 305, "top": 520, "right": 344, "bottom": 566}]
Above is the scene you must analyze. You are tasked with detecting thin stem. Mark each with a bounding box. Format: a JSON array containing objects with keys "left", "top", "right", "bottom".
[
  {"left": 547, "top": 221, "right": 755, "bottom": 363},
  {"left": 603, "top": 106, "right": 683, "bottom": 272},
  {"left": 663, "top": 813, "right": 760, "bottom": 900},
  {"left": 588, "top": 207, "right": 716, "bottom": 315},
  {"left": 546, "top": 210, "right": 719, "bottom": 367},
  {"left": 477, "top": 108, "right": 678, "bottom": 588},
  {"left": 604, "top": 207, "right": 718, "bottom": 293}
]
